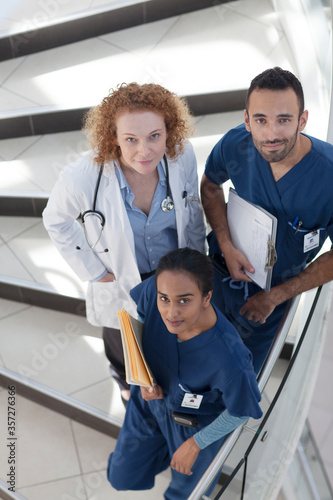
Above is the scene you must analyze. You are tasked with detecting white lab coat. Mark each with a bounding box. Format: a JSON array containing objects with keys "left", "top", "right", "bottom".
[{"left": 43, "top": 142, "right": 206, "bottom": 328}]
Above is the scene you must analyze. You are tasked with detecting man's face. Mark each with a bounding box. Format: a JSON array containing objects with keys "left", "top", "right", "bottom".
[{"left": 244, "top": 88, "right": 308, "bottom": 164}]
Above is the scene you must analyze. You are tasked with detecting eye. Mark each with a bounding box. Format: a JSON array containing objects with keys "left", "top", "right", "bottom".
[
  {"left": 150, "top": 133, "right": 160, "bottom": 140},
  {"left": 279, "top": 118, "right": 290, "bottom": 123},
  {"left": 179, "top": 298, "right": 189, "bottom": 304},
  {"left": 126, "top": 137, "right": 136, "bottom": 142},
  {"left": 159, "top": 296, "right": 169, "bottom": 303},
  {"left": 256, "top": 118, "right": 266, "bottom": 124}
]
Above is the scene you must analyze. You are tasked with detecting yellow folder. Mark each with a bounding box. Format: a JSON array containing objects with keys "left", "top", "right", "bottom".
[{"left": 117, "top": 309, "right": 155, "bottom": 388}]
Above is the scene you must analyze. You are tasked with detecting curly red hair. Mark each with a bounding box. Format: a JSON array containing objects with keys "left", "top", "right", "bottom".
[{"left": 83, "top": 82, "right": 194, "bottom": 165}]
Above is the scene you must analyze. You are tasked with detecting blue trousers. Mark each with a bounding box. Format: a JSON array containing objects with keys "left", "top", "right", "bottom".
[
  {"left": 212, "top": 268, "right": 288, "bottom": 374},
  {"left": 107, "top": 388, "right": 224, "bottom": 499}
]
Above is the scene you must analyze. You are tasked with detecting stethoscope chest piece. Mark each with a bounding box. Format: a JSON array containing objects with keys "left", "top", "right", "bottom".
[
  {"left": 161, "top": 154, "right": 175, "bottom": 212},
  {"left": 161, "top": 196, "right": 175, "bottom": 212}
]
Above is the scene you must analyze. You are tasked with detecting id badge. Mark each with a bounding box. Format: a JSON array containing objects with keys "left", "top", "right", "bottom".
[
  {"left": 181, "top": 393, "right": 203, "bottom": 409},
  {"left": 303, "top": 230, "right": 320, "bottom": 253}
]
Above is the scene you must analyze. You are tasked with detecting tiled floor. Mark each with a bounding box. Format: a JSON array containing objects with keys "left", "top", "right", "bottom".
[{"left": 0, "top": 1, "right": 332, "bottom": 499}]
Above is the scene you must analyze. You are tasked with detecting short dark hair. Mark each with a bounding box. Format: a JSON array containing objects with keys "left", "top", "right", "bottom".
[
  {"left": 155, "top": 248, "right": 213, "bottom": 297},
  {"left": 245, "top": 67, "right": 304, "bottom": 115}
]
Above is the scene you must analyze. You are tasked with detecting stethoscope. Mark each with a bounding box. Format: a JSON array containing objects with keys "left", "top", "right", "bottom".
[
  {"left": 160, "top": 155, "right": 175, "bottom": 213},
  {"left": 77, "top": 155, "right": 174, "bottom": 251}
]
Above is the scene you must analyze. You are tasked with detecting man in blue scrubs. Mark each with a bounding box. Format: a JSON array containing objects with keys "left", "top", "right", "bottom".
[{"left": 201, "top": 67, "right": 333, "bottom": 373}]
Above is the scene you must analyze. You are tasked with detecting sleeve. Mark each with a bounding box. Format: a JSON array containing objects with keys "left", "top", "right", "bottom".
[
  {"left": 130, "top": 276, "right": 156, "bottom": 320},
  {"left": 212, "top": 314, "right": 263, "bottom": 419},
  {"left": 194, "top": 410, "right": 248, "bottom": 449},
  {"left": 204, "top": 136, "right": 230, "bottom": 186},
  {"left": 221, "top": 355, "right": 263, "bottom": 420},
  {"left": 42, "top": 163, "right": 107, "bottom": 282}
]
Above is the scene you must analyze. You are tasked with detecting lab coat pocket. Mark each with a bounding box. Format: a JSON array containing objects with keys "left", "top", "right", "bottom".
[{"left": 87, "top": 280, "right": 134, "bottom": 328}]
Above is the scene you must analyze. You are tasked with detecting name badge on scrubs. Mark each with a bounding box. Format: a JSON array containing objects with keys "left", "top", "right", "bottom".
[
  {"left": 181, "top": 393, "right": 203, "bottom": 409},
  {"left": 304, "top": 230, "right": 320, "bottom": 253}
]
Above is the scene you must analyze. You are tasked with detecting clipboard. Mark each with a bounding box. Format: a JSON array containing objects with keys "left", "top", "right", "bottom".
[
  {"left": 117, "top": 309, "right": 155, "bottom": 388},
  {"left": 227, "top": 188, "right": 277, "bottom": 292}
]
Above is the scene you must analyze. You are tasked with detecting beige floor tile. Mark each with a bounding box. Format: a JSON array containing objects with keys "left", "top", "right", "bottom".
[
  {"left": 0, "top": 305, "right": 108, "bottom": 397},
  {"left": 71, "top": 378, "right": 125, "bottom": 421},
  {"left": 0, "top": 394, "right": 81, "bottom": 487}
]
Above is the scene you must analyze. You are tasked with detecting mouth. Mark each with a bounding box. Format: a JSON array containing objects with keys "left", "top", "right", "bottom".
[
  {"left": 262, "top": 141, "right": 285, "bottom": 151},
  {"left": 167, "top": 320, "right": 183, "bottom": 328},
  {"left": 137, "top": 159, "right": 153, "bottom": 166}
]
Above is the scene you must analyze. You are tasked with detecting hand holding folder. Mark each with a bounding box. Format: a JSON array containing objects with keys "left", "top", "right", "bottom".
[
  {"left": 117, "top": 309, "right": 155, "bottom": 388},
  {"left": 227, "top": 188, "right": 277, "bottom": 292}
]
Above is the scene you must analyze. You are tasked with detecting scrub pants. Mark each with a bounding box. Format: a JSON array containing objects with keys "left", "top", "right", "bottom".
[
  {"left": 107, "top": 388, "right": 224, "bottom": 500},
  {"left": 212, "top": 268, "right": 289, "bottom": 374}
]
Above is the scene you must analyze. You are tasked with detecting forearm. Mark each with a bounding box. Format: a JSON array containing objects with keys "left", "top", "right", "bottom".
[
  {"left": 269, "top": 250, "right": 333, "bottom": 307},
  {"left": 200, "top": 175, "right": 233, "bottom": 255},
  {"left": 194, "top": 409, "right": 248, "bottom": 449}
]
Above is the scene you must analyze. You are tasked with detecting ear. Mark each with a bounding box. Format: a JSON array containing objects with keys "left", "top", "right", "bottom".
[
  {"left": 203, "top": 290, "right": 213, "bottom": 308},
  {"left": 298, "top": 110, "right": 309, "bottom": 132},
  {"left": 244, "top": 109, "right": 251, "bottom": 132}
]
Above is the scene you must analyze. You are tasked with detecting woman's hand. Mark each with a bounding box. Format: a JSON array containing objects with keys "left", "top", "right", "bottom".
[
  {"left": 170, "top": 436, "right": 201, "bottom": 475},
  {"left": 140, "top": 385, "right": 164, "bottom": 401},
  {"left": 98, "top": 272, "right": 116, "bottom": 282}
]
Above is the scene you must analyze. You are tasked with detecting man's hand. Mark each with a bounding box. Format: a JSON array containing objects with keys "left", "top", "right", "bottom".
[
  {"left": 140, "top": 384, "right": 164, "bottom": 401},
  {"left": 170, "top": 437, "right": 201, "bottom": 475},
  {"left": 240, "top": 290, "right": 278, "bottom": 324},
  {"left": 224, "top": 247, "right": 255, "bottom": 282}
]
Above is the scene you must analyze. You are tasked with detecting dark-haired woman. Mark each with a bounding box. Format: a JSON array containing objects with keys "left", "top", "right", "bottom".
[
  {"left": 107, "top": 248, "right": 262, "bottom": 499},
  {"left": 43, "top": 83, "right": 206, "bottom": 404}
]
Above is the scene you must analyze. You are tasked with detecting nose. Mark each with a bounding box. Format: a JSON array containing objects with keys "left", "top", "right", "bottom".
[
  {"left": 167, "top": 301, "right": 180, "bottom": 320},
  {"left": 138, "top": 140, "right": 150, "bottom": 157},
  {"left": 265, "top": 122, "right": 279, "bottom": 142}
]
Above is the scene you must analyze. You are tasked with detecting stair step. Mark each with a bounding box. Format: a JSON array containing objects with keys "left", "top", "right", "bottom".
[
  {"left": 0, "top": 3, "right": 285, "bottom": 117},
  {"left": 0, "top": 89, "right": 247, "bottom": 139},
  {"left": 0, "top": 0, "right": 236, "bottom": 60}
]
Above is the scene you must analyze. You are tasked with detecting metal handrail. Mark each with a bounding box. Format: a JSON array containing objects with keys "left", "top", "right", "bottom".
[{"left": 188, "top": 295, "right": 301, "bottom": 500}]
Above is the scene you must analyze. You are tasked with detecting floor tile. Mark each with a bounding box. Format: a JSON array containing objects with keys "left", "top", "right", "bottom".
[
  {"left": 71, "top": 420, "right": 116, "bottom": 475},
  {"left": 0, "top": 297, "right": 29, "bottom": 321},
  {"left": 0, "top": 135, "right": 41, "bottom": 162},
  {"left": 0, "top": 394, "right": 81, "bottom": 488},
  {"left": 0, "top": 217, "right": 40, "bottom": 244},
  {"left": 0, "top": 243, "right": 34, "bottom": 281},
  {"left": 0, "top": 305, "right": 109, "bottom": 397},
  {"left": 5, "top": 220, "right": 86, "bottom": 293},
  {"left": 71, "top": 378, "right": 125, "bottom": 421}
]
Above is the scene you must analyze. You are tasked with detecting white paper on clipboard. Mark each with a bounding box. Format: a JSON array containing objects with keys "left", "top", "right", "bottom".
[{"left": 227, "top": 188, "right": 277, "bottom": 292}]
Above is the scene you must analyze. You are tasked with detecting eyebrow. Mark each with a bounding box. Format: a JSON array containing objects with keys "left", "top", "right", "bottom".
[
  {"left": 252, "top": 113, "right": 294, "bottom": 118},
  {"left": 157, "top": 291, "right": 195, "bottom": 298},
  {"left": 121, "top": 128, "right": 163, "bottom": 136}
]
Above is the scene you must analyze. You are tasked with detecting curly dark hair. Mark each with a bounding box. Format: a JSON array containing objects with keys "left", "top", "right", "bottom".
[
  {"left": 83, "top": 82, "right": 195, "bottom": 165},
  {"left": 245, "top": 67, "right": 304, "bottom": 116}
]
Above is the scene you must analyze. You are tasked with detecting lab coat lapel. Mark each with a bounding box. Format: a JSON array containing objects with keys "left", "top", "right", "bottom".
[
  {"left": 167, "top": 161, "right": 187, "bottom": 247},
  {"left": 101, "top": 165, "right": 141, "bottom": 282}
]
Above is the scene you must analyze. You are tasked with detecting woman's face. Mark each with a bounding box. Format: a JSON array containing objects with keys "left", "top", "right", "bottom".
[
  {"left": 115, "top": 110, "right": 167, "bottom": 175},
  {"left": 156, "top": 270, "right": 212, "bottom": 341}
]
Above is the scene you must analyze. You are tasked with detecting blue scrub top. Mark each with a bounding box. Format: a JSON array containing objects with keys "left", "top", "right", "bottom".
[
  {"left": 205, "top": 124, "right": 333, "bottom": 283},
  {"left": 130, "top": 277, "right": 262, "bottom": 420}
]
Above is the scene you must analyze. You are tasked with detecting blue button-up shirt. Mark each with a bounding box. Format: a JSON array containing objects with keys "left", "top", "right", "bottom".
[{"left": 116, "top": 161, "right": 178, "bottom": 274}]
